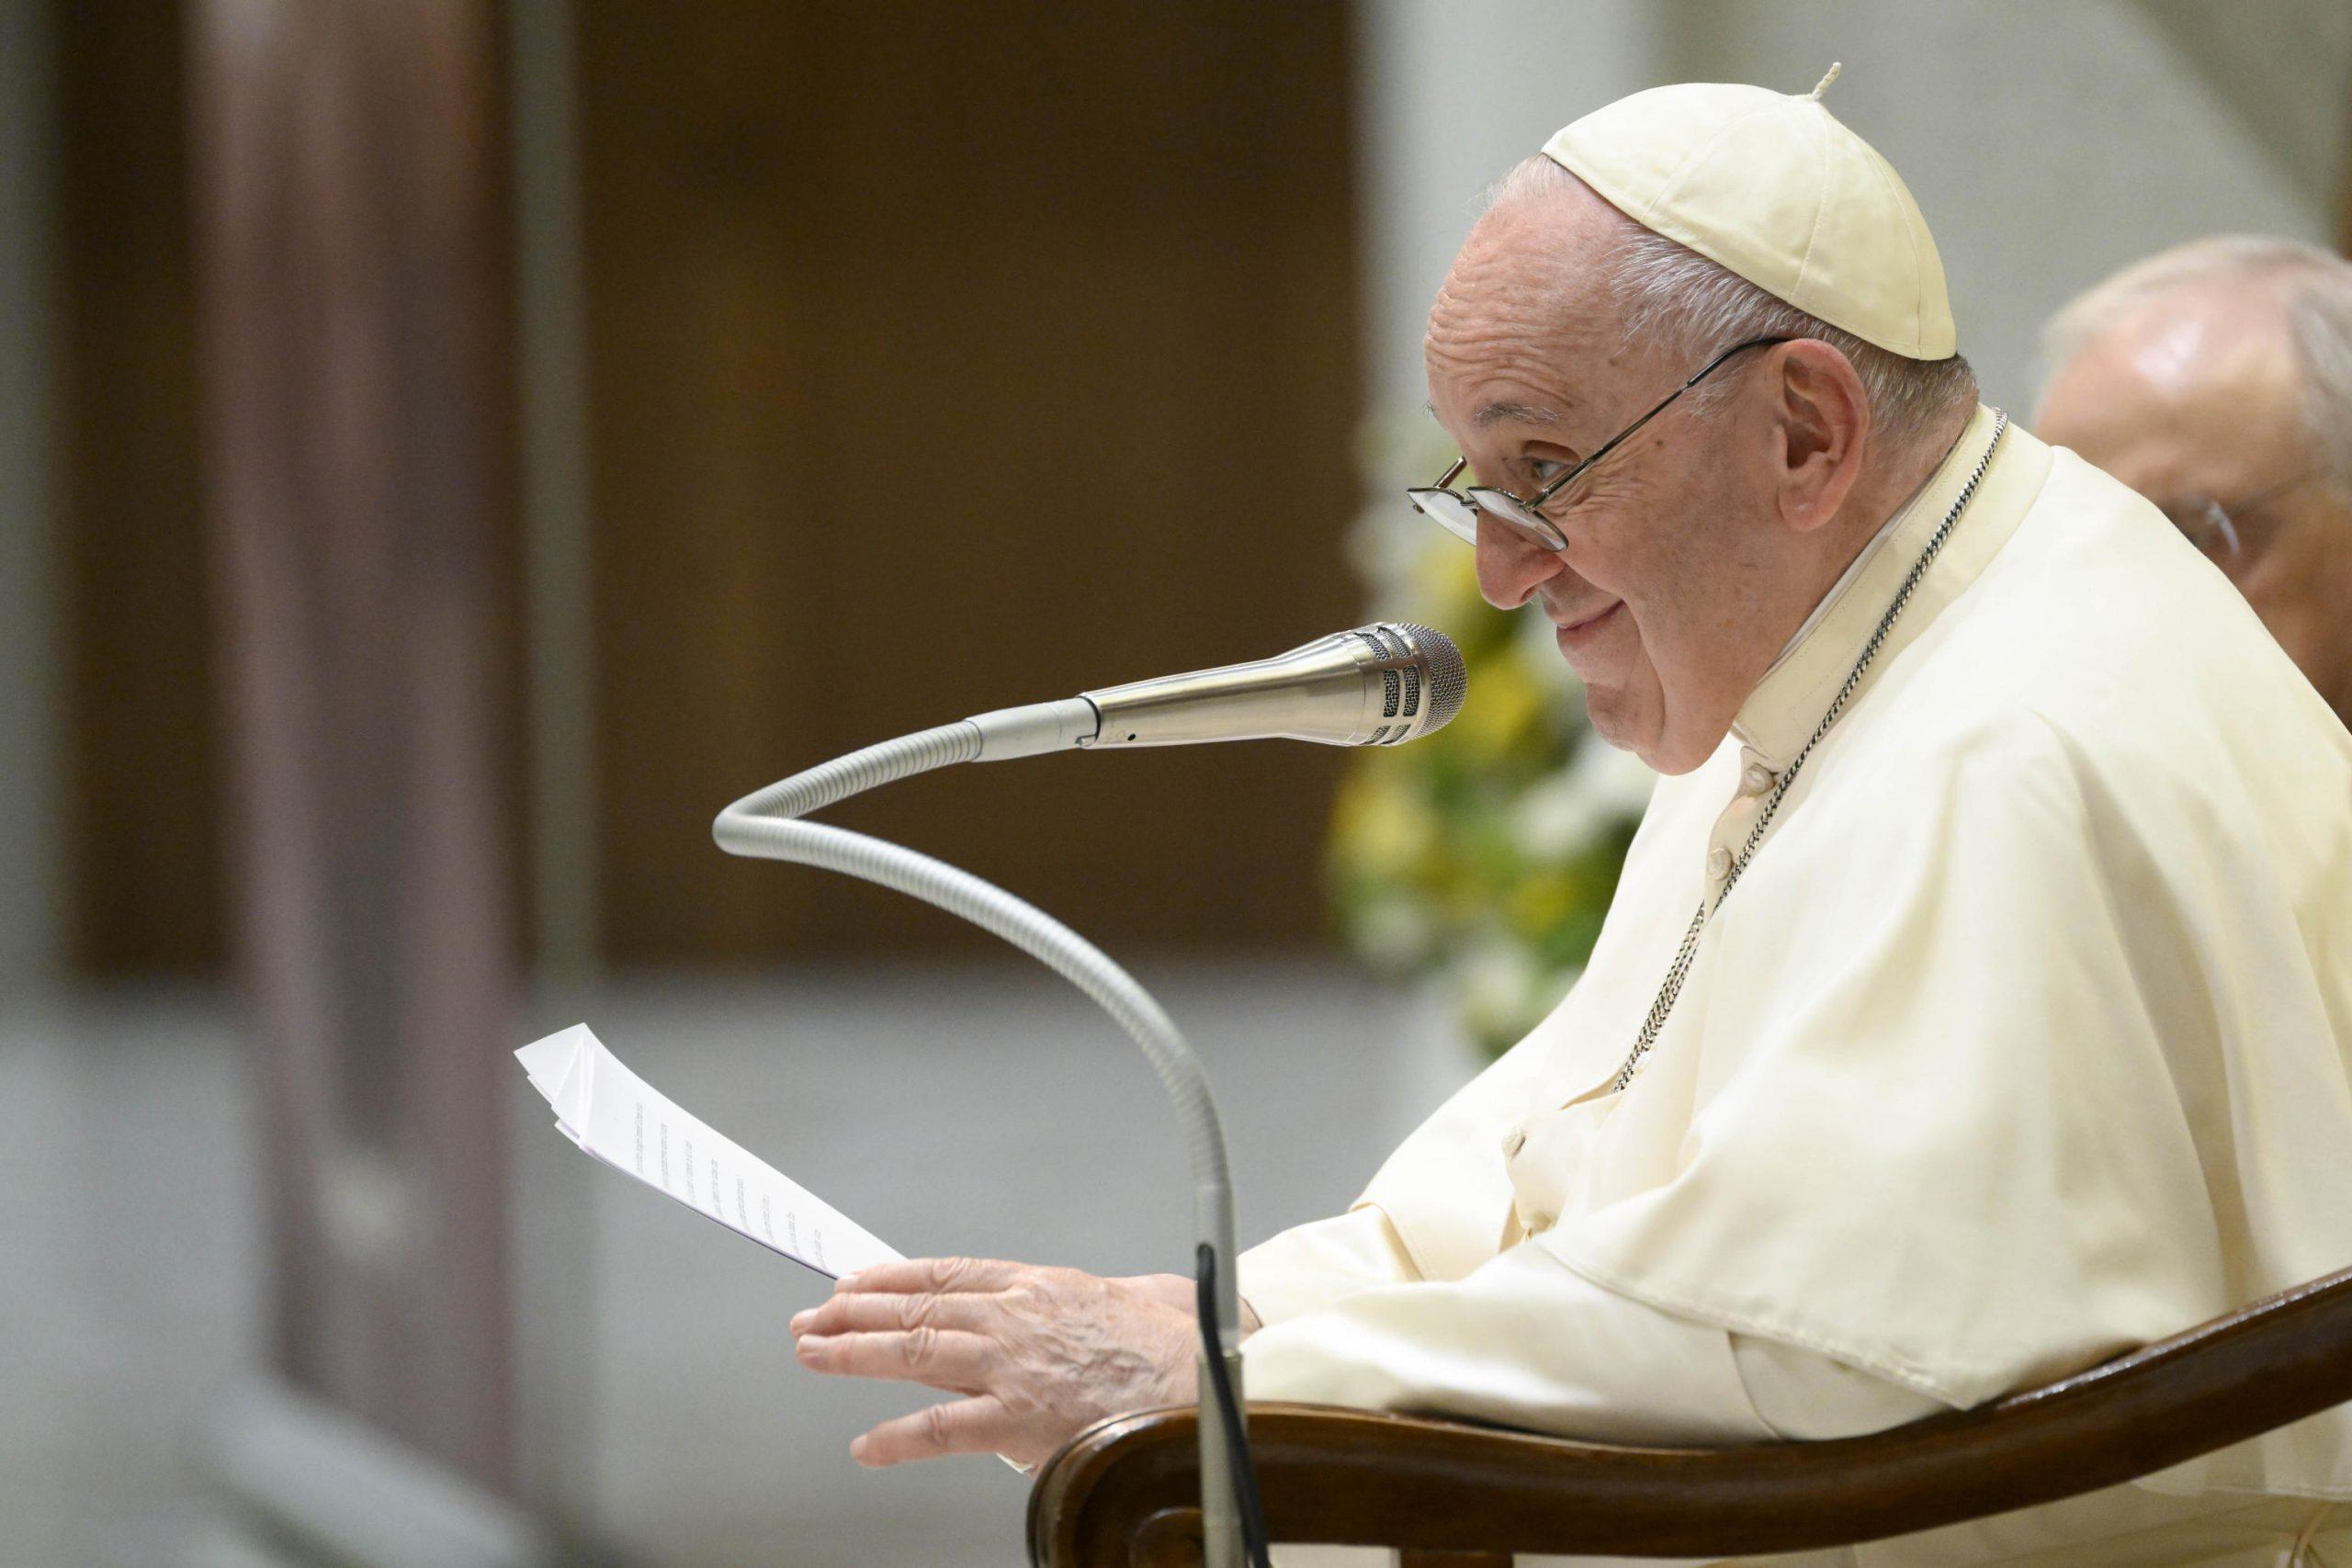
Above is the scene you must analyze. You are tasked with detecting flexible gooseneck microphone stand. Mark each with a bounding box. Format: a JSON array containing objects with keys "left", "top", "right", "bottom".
[
  {"left": 712, "top": 715, "right": 1265, "bottom": 1568},
  {"left": 714, "top": 623, "right": 1467, "bottom": 1568}
]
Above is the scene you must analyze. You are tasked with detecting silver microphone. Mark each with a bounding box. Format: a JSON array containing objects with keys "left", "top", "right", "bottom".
[{"left": 964, "top": 623, "right": 1467, "bottom": 761}]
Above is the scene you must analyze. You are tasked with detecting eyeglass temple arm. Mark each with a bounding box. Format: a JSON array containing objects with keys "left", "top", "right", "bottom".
[{"left": 1529, "top": 335, "right": 1799, "bottom": 508}]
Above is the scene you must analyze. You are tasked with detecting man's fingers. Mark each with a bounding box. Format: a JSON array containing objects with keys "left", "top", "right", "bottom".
[
  {"left": 796, "top": 1327, "right": 1000, "bottom": 1390},
  {"left": 831, "top": 1256, "right": 1027, "bottom": 1296},
  {"left": 791, "top": 1287, "right": 1001, "bottom": 1340},
  {"left": 850, "top": 1394, "right": 1015, "bottom": 1468}
]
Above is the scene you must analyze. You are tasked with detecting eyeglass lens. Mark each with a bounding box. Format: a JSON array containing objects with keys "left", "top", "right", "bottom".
[
  {"left": 1408, "top": 485, "right": 1568, "bottom": 551},
  {"left": 2168, "top": 500, "right": 2243, "bottom": 559},
  {"left": 1406, "top": 488, "right": 1483, "bottom": 545},
  {"left": 1464, "top": 488, "right": 1567, "bottom": 549}
]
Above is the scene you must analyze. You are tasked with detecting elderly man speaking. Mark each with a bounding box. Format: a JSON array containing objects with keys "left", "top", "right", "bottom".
[{"left": 788, "top": 73, "right": 2352, "bottom": 1563}]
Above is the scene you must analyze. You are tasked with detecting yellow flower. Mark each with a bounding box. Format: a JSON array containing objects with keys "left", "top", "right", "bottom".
[
  {"left": 1445, "top": 658, "right": 1546, "bottom": 766},
  {"left": 1507, "top": 873, "right": 1578, "bottom": 942},
  {"left": 1329, "top": 765, "right": 1437, "bottom": 884}
]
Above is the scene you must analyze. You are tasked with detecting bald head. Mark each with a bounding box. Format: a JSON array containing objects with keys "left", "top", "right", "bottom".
[{"left": 2038, "top": 239, "right": 2352, "bottom": 724}]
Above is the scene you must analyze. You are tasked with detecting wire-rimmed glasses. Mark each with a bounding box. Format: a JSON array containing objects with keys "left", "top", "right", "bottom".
[
  {"left": 2160, "top": 470, "right": 2322, "bottom": 568},
  {"left": 1407, "top": 335, "right": 1798, "bottom": 551}
]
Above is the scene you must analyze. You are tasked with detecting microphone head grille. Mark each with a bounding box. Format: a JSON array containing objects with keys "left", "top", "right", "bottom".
[{"left": 1395, "top": 623, "right": 1467, "bottom": 735}]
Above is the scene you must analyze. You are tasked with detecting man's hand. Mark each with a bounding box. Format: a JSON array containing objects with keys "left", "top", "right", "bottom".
[{"left": 788, "top": 1257, "right": 1200, "bottom": 1469}]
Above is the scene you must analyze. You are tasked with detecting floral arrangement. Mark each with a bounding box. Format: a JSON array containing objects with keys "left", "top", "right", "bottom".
[{"left": 1326, "top": 420, "right": 1655, "bottom": 1056}]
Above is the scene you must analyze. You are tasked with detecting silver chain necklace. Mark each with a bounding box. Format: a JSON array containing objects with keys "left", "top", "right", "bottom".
[{"left": 1607, "top": 410, "right": 2010, "bottom": 1094}]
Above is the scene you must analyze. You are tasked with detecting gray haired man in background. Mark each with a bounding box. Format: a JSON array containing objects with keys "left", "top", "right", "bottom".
[{"left": 2037, "top": 237, "right": 2352, "bottom": 728}]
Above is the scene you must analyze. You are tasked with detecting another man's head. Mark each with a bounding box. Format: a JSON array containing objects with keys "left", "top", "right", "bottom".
[
  {"left": 2038, "top": 238, "right": 2352, "bottom": 724},
  {"left": 1425, "top": 157, "right": 1977, "bottom": 773}
]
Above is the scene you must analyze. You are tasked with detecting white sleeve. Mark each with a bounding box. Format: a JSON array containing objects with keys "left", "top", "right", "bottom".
[
  {"left": 1241, "top": 1236, "right": 1952, "bottom": 1447},
  {"left": 1237, "top": 1204, "right": 1421, "bottom": 1330},
  {"left": 1730, "top": 1333, "right": 1956, "bottom": 1440}
]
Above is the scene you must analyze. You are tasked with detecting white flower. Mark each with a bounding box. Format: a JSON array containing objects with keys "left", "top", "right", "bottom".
[
  {"left": 1511, "top": 736, "right": 1657, "bottom": 859},
  {"left": 1512, "top": 769, "right": 1611, "bottom": 860},
  {"left": 1354, "top": 897, "right": 1435, "bottom": 970},
  {"left": 1451, "top": 934, "right": 1540, "bottom": 1039},
  {"left": 1568, "top": 732, "right": 1658, "bottom": 818}
]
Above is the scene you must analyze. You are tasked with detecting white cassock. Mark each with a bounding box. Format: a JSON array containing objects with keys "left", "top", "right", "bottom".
[{"left": 1238, "top": 405, "right": 2352, "bottom": 1566}]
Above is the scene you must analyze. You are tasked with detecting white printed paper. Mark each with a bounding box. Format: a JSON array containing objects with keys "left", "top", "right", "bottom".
[{"left": 516, "top": 1023, "right": 901, "bottom": 1280}]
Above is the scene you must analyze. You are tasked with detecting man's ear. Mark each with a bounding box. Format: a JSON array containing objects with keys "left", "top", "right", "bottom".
[{"left": 1768, "top": 340, "right": 1872, "bottom": 534}]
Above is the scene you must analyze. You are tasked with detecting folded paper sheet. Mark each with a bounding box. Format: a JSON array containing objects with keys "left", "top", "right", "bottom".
[{"left": 516, "top": 1023, "right": 901, "bottom": 1280}]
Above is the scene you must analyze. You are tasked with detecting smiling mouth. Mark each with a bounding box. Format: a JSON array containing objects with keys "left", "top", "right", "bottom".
[{"left": 1552, "top": 602, "right": 1622, "bottom": 642}]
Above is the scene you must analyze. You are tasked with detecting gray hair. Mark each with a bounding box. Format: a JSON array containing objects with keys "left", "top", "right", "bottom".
[
  {"left": 1487, "top": 155, "right": 1978, "bottom": 452},
  {"left": 2041, "top": 235, "right": 2352, "bottom": 479}
]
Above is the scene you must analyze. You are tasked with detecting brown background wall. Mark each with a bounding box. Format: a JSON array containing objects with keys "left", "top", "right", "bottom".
[
  {"left": 51, "top": 0, "right": 219, "bottom": 975},
  {"left": 49, "top": 0, "right": 1363, "bottom": 976}
]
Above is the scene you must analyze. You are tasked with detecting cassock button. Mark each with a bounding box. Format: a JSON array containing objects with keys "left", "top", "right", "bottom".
[
  {"left": 1707, "top": 846, "right": 1733, "bottom": 879},
  {"left": 1502, "top": 1127, "right": 1527, "bottom": 1159},
  {"left": 1740, "top": 761, "right": 1777, "bottom": 795}
]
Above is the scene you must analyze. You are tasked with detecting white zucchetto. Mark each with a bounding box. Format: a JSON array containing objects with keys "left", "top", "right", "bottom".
[{"left": 1542, "top": 64, "right": 1959, "bottom": 360}]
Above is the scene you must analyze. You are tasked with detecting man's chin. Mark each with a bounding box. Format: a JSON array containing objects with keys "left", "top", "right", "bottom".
[
  {"left": 1581, "top": 686, "right": 1649, "bottom": 759},
  {"left": 1583, "top": 685, "right": 1710, "bottom": 775}
]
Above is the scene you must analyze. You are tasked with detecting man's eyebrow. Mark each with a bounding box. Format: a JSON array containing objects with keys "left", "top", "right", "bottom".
[
  {"left": 1471, "top": 399, "right": 1566, "bottom": 430},
  {"left": 1419, "top": 397, "right": 1575, "bottom": 432}
]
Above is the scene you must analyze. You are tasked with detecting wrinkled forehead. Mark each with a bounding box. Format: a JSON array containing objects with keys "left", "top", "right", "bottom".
[{"left": 1423, "top": 182, "right": 1631, "bottom": 429}]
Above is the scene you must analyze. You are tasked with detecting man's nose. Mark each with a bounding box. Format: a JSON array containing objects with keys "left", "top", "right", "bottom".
[{"left": 1474, "top": 515, "right": 1563, "bottom": 610}]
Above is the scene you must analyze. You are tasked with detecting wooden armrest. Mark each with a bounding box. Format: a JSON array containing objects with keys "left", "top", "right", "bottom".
[{"left": 1028, "top": 1265, "right": 2352, "bottom": 1566}]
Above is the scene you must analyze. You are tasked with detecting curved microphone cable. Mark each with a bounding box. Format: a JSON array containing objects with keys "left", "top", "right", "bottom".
[{"left": 711, "top": 623, "right": 1465, "bottom": 1568}]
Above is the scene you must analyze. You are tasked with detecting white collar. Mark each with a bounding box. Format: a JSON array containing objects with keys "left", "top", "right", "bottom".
[{"left": 1761, "top": 468, "right": 1936, "bottom": 677}]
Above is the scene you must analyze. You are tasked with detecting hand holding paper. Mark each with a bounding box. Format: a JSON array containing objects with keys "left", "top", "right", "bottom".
[{"left": 516, "top": 1023, "right": 1142, "bottom": 1473}]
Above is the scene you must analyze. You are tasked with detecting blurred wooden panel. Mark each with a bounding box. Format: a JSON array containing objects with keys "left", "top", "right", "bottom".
[
  {"left": 187, "top": 0, "right": 520, "bottom": 1489},
  {"left": 49, "top": 0, "right": 537, "bottom": 982},
  {"left": 578, "top": 0, "right": 1363, "bottom": 959},
  {"left": 50, "top": 0, "right": 223, "bottom": 974}
]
